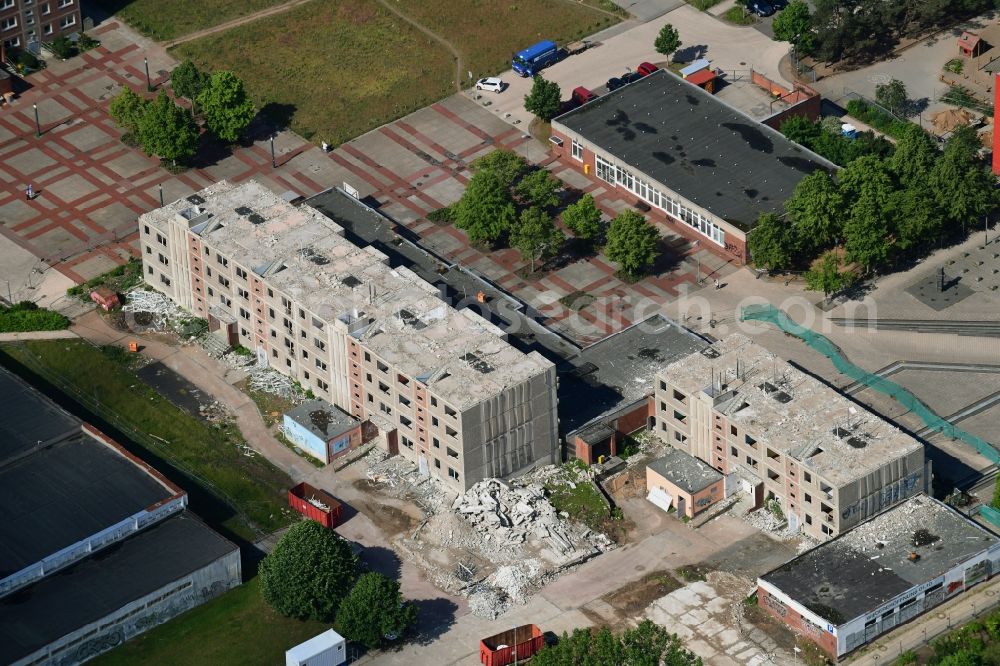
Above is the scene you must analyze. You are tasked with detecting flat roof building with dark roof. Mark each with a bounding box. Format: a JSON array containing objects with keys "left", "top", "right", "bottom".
[
  {"left": 0, "top": 366, "right": 241, "bottom": 664},
  {"left": 757, "top": 495, "right": 1000, "bottom": 658},
  {"left": 549, "top": 69, "right": 836, "bottom": 264}
]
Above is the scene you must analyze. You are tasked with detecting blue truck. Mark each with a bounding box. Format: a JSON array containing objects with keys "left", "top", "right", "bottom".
[{"left": 512, "top": 40, "right": 560, "bottom": 77}]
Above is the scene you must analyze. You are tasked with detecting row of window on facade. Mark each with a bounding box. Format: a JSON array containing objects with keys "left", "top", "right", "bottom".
[
  {"left": 1, "top": 0, "right": 76, "bottom": 36},
  {"left": 572, "top": 142, "right": 726, "bottom": 247},
  {"left": 398, "top": 436, "right": 461, "bottom": 482}
]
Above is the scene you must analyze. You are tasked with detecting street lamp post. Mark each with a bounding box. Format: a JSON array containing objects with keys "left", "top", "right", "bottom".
[
  {"left": 270, "top": 136, "right": 276, "bottom": 169},
  {"left": 144, "top": 57, "right": 152, "bottom": 92},
  {"left": 158, "top": 183, "right": 164, "bottom": 207},
  {"left": 33, "top": 103, "right": 40, "bottom": 137}
]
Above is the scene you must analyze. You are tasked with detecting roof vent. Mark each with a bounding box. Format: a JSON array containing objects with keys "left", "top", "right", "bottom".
[
  {"left": 235, "top": 206, "right": 253, "bottom": 216},
  {"left": 186, "top": 194, "right": 205, "bottom": 205},
  {"left": 461, "top": 352, "right": 495, "bottom": 374},
  {"left": 248, "top": 213, "right": 266, "bottom": 225},
  {"left": 340, "top": 275, "right": 362, "bottom": 288}
]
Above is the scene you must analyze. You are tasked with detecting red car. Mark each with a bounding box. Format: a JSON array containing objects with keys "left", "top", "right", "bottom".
[{"left": 637, "top": 62, "right": 659, "bottom": 77}]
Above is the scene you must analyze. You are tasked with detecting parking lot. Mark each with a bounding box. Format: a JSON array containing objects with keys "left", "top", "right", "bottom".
[{"left": 484, "top": 5, "right": 792, "bottom": 129}]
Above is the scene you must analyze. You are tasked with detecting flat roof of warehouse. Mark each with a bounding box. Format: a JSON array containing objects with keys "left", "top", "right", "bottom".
[
  {"left": 553, "top": 69, "right": 836, "bottom": 230},
  {"left": 0, "top": 512, "right": 237, "bottom": 664},
  {"left": 761, "top": 496, "right": 999, "bottom": 625},
  {"left": 0, "top": 364, "right": 80, "bottom": 465}
]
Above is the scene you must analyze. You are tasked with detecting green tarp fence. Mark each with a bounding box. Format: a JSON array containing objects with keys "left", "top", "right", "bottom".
[{"left": 739, "top": 304, "right": 1000, "bottom": 466}]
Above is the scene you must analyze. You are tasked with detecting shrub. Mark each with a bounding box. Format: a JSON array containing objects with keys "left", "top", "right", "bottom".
[
  {"left": 845, "top": 99, "right": 910, "bottom": 139},
  {"left": 16, "top": 51, "right": 39, "bottom": 70},
  {"left": 78, "top": 34, "right": 100, "bottom": 51},
  {"left": 0, "top": 301, "right": 70, "bottom": 332},
  {"left": 48, "top": 36, "right": 76, "bottom": 60}
]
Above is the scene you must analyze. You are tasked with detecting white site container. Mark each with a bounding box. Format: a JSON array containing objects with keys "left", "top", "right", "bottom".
[{"left": 285, "top": 629, "right": 346, "bottom": 666}]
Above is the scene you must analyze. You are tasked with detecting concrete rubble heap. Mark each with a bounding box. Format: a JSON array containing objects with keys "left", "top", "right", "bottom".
[{"left": 454, "top": 479, "right": 584, "bottom": 554}]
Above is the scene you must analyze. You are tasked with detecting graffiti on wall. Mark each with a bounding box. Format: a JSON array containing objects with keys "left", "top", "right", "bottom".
[{"left": 841, "top": 473, "right": 920, "bottom": 521}]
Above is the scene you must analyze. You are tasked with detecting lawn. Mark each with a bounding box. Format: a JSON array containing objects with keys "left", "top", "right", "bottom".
[
  {"left": 545, "top": 463, "right": 611, "bottom": 531},
  {"left": 393, "top": 0, "right": 620, "bottom": 77},
  {"left": 92, "top": 578, "right": 329, "bottom": 666},
  {"left": 172, "top": 0, "right": 456, "bottom": 145},
  {"left": 89, "top": 0, "right": 292, "bottom": 41},
  {"left": 0, "top": 340, "right": 295, "bottom": 541}
]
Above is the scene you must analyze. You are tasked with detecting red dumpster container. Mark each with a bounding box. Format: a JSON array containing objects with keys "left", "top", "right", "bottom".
[
  {"left": 288, "top": 482, "right": 343, "bottom": 528},
  {"left": 480, "top": 624, "right": 544, "bottom": 666}
]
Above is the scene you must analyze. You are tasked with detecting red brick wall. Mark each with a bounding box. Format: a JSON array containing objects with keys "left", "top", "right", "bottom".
[
  {"left": 762, "top": 96, "right": 822, "bottom": 131},
  {"left": 757, "top": 587, "right": 838, "bottom": 658}
]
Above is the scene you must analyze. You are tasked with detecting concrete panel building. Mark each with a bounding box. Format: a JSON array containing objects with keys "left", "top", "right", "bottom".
[
  {"left": 0, "top": 0, "right": 82, "bottom": 52},
  {"left": 654, "top": 334, "right": 929, "bottom": 540},
  {"left": 0, "top": 365, "right": 241, "bottom": 665},
  {"left": 758, "top": 495, "right": 1000, "bottom": 659},
  {"left": 549, "top": 69, "right": 836, "bottom": 265},
  {"left": 139, "top": 180, "right": 558, "bottom": 491}
]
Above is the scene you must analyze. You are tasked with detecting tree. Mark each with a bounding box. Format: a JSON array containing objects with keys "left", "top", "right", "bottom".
[
  {"left": 453, "top": 170, "right": 517, "bottom": 246},
  {"left": 779, "top": 115, "right": 821, "bottom": 147},
  {"left": 336, "top": 572, "right": 418, "bottom": 650},
  {"left": 109, "top": 87, "right": 149, "bottom": 137},
  {"left": 805, "top": 250, "right": 855, "bottom": 298},
  {"left": 561, "top": 193, "right": 602, "bottom": 243},
  {"left": 523, "top": 76, "right": 561, "bottom": 123},
  {"left": 511, "top": 206, "right": 564, "bottom": 270},
  {"left": 604, "top": 210, "right": 660, "bottom": 279},
  {"left": 785, "top": 171, "right": 843, "bottom": 257},
  {"left": 532, "top": 621, "right": 702, "bottom": 666},
  {"left": 654, "top": 24, "right": 681, "bottom": 57},
  {"left": 137, "top": 91, "right": 199, "bottom": 165},
  {"left": 515, "top": 168, "right": 561, "bottom": 209},
  {"left": 930, "top": 125, "right": 999, "bottom": 230},
  {"left": 259, "top": 520, "right": 359, "bottom": 622},
  {"left": 839, "top": 156, "right": 894, "bottom": 271},
  {"left": 472, "top": 149, "right": 528, "bottom": 184},
  {"left": 196, "top": 71, "right": 256, "bottom": 143},
  {"left": 747, "top": 212, "right": 796, "bottom": 271},
  {"left": 171, "top": 60, "right": 209, "bottom": 101},
  {"left": 889, "top": 124, "right": 938, "bottom": 186},
  {"left": 875, "top": 78, "right": 908, "bottom": 116},
  {"left": 772, "top": 0, "right": 814, "bottom": 54}
]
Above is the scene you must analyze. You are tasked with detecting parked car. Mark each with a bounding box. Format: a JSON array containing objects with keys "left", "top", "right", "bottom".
[
  {"left": 749, "top": 0, "right": 775, "bottom": 16},
  {"left": 571, "top": 86, "right": 597, "bottom": 105},
  {"left": 606, "top": 76, "right": 624, "bottom": 92},
  {"left": 475, "top": 77, "right": 505, "bottom": 93},
  {"left": 637, "top": 62, "right": 659, "bottom": 77},
  {"left": 620, "top": 72, "right": 643, "bottom": 85}
]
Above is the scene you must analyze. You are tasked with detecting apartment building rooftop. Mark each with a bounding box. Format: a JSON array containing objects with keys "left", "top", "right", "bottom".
[
  {"left": 141, "top": 181, "right": 552, "bottom": 409},
  {"left": 660, "top": 334, "right": 922, "bottom": 486},
  {"left": 761, "top": 495, "right": 998, "bottom": 624}
]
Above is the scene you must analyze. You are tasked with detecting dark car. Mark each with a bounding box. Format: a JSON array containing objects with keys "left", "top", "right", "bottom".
[
  {"left": 606, "top": 76, "right": 624, "bottom": 92},
  {"left": 750, "top": 0, "right": 775, "bottom": 16},
  {"left": 620, "top": 72, "right": 643, "bottom": 85}
]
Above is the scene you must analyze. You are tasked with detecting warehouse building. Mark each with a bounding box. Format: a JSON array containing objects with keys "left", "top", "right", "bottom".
[
  {"left": 654, "top": 334, "right": 929, "bottom": 540},
  {"left": 549, "top": 69, "right": 836, "bottom": 264},
  {"left": 0, "top": 366, "right": 241, "bottom": 665},
  {"left": 139, "top": 180, "right": 558, "bottom": 491},
  {"left": 758, "top": 495, "right": 1000, "bottom": 658}
]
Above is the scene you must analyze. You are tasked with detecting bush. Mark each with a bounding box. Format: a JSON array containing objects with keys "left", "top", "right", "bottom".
[
  {"left": 723, "top": 6, "right": 754, "bottom": 24},
  {"left": 48, "top": 36, "right": 76, "bottom": 60},
  {"left": 78, "top": 34, "right": 100, "bottom": 51},
  {"left": 845, "top": 99, "right": 910, "bottom": 140},
  {"left": 427, "top": 206, "right": 454, "bottom": 223},
  {"left": 16, "top": 51, "right": 39, "bottom": 70},
  {"left": 0, "top": 301, "right": 70, "bottom": 332},
  {"left": 335, "top": 572, "right": 418, "bottom": 649}
]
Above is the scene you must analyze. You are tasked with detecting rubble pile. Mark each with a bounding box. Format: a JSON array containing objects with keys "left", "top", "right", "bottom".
[
  {"left": 453, "top": 479, "right": 577, "bottom": 553},
  {"left": 468, "top": 585, "right": 510, "bottom": 620},
  {"left": 491, "top": 559, "right": 542, "bottom": 603},
  {"left": 122, "top": 288, "right": 185, "bottom": 330},
  {"left": 248, "top": 368, "right": 298, "bottom": 400},
  {"left": 220, "top": 350, "right": 256, "bottom": 370},
  {"left": 366, "top": 452, "right": 451, "bottom": 511}
]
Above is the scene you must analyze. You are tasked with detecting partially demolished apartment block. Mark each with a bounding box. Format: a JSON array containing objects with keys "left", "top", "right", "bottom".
[
  {"left": 139, "top": 180, "right": 558, "bottom": 491},
  {"left": 654, "top": 334, "right": 929, "bottom": 540}
]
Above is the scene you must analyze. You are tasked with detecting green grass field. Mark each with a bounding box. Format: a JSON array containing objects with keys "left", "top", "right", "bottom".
[
  {"left": 0, "top": 340, "right": 294, "bottom": 541},
  {"left": 171, "top": 0, "right": 455, "bottom": 144},
  {"left": 92, "top": 578, "right": 328, "bottom": 666},
  {"left": 91, "top": 0, "right": 292, "bottom": 41},
  {"left": 394, "top": 0, "right": 620, "bottom": 77}
]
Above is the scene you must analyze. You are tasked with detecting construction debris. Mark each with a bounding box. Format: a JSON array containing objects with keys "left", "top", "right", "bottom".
[
  {"left": 248, "top": 368, "right": 298, "bottom": 400},
  {"left": 122, "top": 288, "right": 185, "bottom": 330}
]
